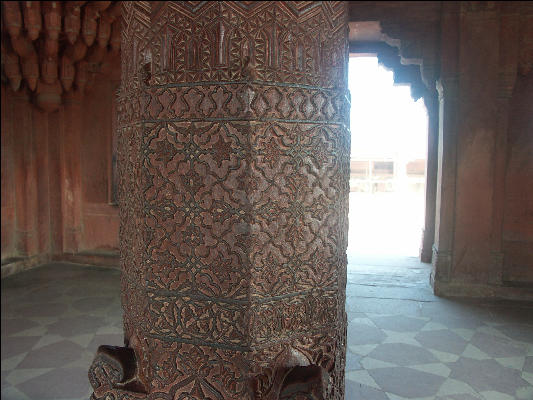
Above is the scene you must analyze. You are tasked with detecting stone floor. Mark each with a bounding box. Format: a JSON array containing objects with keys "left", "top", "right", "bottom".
[{"left": 2, "top": 259, "right": 533, "bottom": 400}]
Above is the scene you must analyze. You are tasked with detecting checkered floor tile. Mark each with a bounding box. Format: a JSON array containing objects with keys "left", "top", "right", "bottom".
[{"left": 1, "top": 259, "right": 532, "bottom": 399}]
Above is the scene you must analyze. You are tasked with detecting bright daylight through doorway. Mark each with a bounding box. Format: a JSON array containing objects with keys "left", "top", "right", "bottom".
[{"left": 347, "top": 56, "right": 428, "bottom": 263}]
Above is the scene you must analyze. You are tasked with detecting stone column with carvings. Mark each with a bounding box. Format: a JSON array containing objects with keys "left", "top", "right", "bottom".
[{"left": 89, "top": 2, "right": 350, "bottom": 399}]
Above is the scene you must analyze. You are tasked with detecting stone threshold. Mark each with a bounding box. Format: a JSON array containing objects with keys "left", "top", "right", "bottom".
[{"left": 434, "top": 279, "right": 533, "bottom": 302}]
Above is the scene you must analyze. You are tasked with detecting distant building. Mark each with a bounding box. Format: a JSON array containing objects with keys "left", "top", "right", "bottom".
[{"left": 350, "top": 157, "right": 426, "bottom": 193}]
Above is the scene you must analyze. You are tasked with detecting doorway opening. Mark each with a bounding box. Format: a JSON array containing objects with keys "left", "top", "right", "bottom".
[{"left": 347, "top": 55, "right": 429, "bottom": 272}]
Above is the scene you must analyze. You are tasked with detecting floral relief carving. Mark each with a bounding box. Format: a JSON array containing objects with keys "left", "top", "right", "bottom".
[{"left": 90, "top": 2, "right": 349, "bottom": 399}]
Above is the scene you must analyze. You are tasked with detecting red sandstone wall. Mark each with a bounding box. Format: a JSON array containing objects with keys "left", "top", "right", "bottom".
[
  {"left": 80, "top": 69, "right": 120, "bottom": 252},
  {"left": 451, "top": 7, "right": 500, "bottom": 284},
  {"left": 1, "top": 84, "right": 16, "bottom": 260},
  {"left": 502, "top": 73, "right": 533, "bottom": 283},
  {"left": 1, "top": 87, "right": 46, "bottom": 260},
  {"left": 0, "top": 58, "right": 120, "bottom": 262}
]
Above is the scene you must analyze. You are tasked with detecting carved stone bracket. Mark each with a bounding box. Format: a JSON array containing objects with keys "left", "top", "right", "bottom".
[
  {"left": 88, "top": 345, "right": 147, "bottom": 400},
  {"left": 1, "top": 1, "right": 122, "bottom": 112}
]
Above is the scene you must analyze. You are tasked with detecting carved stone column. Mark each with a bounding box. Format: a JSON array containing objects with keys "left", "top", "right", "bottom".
[{"left": 89, "top": 2, "right": 349, "bottom": 399}]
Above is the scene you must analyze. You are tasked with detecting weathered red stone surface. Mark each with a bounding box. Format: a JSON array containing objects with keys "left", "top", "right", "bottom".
[{"left": 88, "top": 1, "right": 350, "bottom": 399}]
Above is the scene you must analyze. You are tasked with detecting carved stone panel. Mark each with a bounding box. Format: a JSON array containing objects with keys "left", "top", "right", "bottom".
[{"left": 90, "top": 2, "right": 349, "bottom": 399}]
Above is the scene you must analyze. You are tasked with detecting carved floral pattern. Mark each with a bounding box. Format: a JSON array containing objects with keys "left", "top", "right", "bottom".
[{"left": 91, "top": 2, "right": 349, "bottom": 399}]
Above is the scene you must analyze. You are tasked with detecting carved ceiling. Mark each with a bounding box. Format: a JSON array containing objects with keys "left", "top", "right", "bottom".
[
  {"left": 1, "top": 1, "right": 121, "bottom": 111},
  {"left": 2, "top": 1, "right": 532, "bottom": 113}
]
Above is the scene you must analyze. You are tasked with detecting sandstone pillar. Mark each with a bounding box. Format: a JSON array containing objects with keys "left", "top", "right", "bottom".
[
  {"left": 1, "top": 85, "right": 16, "bottom": 259},
  {"left": 33, "top": 108, "right": 51, "bottom": 254},
  {"left": 420, "top": 88, "right": 438, "bottom": 264},
  {"left": 432, "top": 2, "right": 459, "bottom": 286},
  {"left": 12, "top": 90, "right": 39, "bottom": 256},
  {"left": 61, "top": 92, "right": 84, "bottom": 253},
  {"left": 89, "top": 2, "right": 350, "bottom": 399}
]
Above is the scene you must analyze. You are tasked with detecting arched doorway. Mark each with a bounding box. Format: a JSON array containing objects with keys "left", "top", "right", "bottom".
[{"left": 347, "top": 55, "right": 429, "bottom": 260}]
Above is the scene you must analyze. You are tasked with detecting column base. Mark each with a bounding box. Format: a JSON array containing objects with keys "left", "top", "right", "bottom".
[
  {"left": 420, "top": 246, "right": 433, "bottom": 263},
  {"left": 419, "top": 229, "right": 434, "bottom": 263},
  {"left": 89, "top": 345, "right": 331, "bottom": 400},
  {"left": 430, "top": 246, "right": 451, "bottom": 288},
  {"left": 88, "top": 345, "right": 147, "bottom": 400}
]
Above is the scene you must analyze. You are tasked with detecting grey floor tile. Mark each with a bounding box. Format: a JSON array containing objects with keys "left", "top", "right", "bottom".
[
  {"left": 370, "top": 315, "right": 428, "bottom": 332},
  {"left": 523, "top": 356, "right": 533, "bottom": 373},
  {"left": 470, "top": 332, "right": 527, "bottom": 358},
  {"left": 415, "top": 329, "right": 469, "bottom": 355},
  {"left": 1, "top": 337, "right": 42, "bottom": 360},
  {"left": 493, "top": 324, "right": 533, "bottom": 344},
  {"left": 16, "top": 367, "right": 90, "bottom": 400},
  {"left": 367, "top": 343, "right": 439, "bottom": 366},
  {"left": 349, "top": 297, "right": 423, "bottom": 316},
  {"left": 345, "top": 380, "right": 388, "bottom": 400},
  {"left": 45, "top": 315, "right": 107, "bottom": 337},
  {"left": 17, "top": 341, "right": 85, "bottom": 369},
  {"left": 347, "top": 322, "right": 386, "bottom": 346},
  {"left": 1, "top": 320, "right": 40, "bottom": 337},
  {"left": 435, "top": 394, "right": 484, "bottom": 400},
  {"left": 447, "top": 357, "right": 530, "bottom": 395},
  {"left": 1, "top": 385, "right": 31, "bottom": 400},
  {"left": 71, "top": 297, "right": 115, "bottom": 313},
  {"left": 5, "top": 303, "right": 69, "bottom": 319},
  {"left": 345, "top": 350, "right": 363, "bottom": 372},
  {"left": 368, "top": 366, "right": 446, "bottom": 398}
]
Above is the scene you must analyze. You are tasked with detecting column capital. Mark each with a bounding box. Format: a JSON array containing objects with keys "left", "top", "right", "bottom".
[{"left": 436, "top": 77, "right": 459, "bottom": 102}]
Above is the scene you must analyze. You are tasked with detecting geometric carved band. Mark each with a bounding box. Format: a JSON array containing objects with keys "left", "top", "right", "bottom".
[
  {"left": 147, "top": 287, "right": 338, "bottom": 350},
  {"left": 119, "top": 82, "right": 349, "bottom": 127}
]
